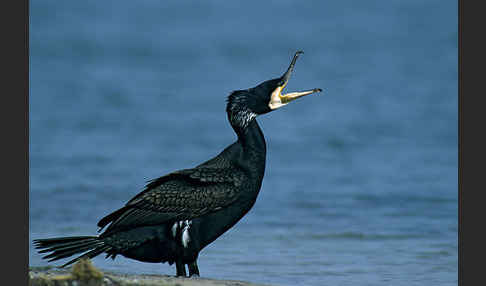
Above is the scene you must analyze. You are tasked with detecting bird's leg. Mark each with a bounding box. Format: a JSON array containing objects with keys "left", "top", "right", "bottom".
[
  {"left": 188, "top": 260, "right": 200, "bottom": 277},
  {"left": 176, "top": 259, "right": 187, "bottom": 277}
]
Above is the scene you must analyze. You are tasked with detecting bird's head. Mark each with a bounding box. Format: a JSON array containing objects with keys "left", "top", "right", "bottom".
[{"left": 227, "top": 51, "right": 322, "bottom": 129}]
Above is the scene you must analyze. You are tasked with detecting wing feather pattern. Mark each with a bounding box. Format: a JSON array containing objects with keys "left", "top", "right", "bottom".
[{"left": 98, "top": 167, "right": 245, "bottom": 236}]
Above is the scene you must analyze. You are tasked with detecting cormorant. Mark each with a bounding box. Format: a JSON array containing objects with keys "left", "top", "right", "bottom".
[{"left": 34, "top": 51, "right": 322, "bottom": 277}]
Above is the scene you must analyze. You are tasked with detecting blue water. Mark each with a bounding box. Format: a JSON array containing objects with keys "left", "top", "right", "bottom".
[{"left": 29, "top": 1, "right": 457, "bottom": 285}]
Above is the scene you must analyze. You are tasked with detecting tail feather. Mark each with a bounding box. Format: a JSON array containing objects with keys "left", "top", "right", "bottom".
[
  {"left": 38, "top": 238, "right": 99, "bottom": 254},
  {"left": 33, "top": 236, "right": 109, "bottom": 267},
  {"left": 60, "top": 245, "right": 111, "bottom": 268},
  {"left": 44, "top": 241, "right": 104, "bottom": 261},
  {"left": 34, "top": 236, "right": 97, "bottom": 245}
]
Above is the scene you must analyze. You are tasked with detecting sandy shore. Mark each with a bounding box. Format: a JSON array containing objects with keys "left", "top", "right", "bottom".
[{"left": 29, "top": 259, "right": 272, "bottom": 286}]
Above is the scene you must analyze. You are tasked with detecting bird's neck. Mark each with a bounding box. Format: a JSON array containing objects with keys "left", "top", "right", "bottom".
[
  {"left": 234, "top": 119, "right": 267, "bottom": 180},
  {"left": 227, "top": 108, "right": 266, "bottom": 175},
  {"left": 236, "top": 119, "right": 266, "bottom": 153}
]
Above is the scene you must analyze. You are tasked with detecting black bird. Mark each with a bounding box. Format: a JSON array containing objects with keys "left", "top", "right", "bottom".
[{"left": 34, "top": 51, "right": 322, "bottom": 277}]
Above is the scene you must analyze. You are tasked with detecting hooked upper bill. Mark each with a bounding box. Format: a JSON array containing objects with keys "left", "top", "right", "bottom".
[{"left": 268, "top": 51, "right": 322, "bottom": 110}]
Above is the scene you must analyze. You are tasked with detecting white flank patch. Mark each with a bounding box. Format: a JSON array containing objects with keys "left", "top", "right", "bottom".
[{"left": 181, "top": 220, "right": 192, "bottom": 248}]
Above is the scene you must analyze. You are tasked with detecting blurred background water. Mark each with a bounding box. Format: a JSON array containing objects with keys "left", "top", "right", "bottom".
[{"left": 29, "top": 1, "right": 457, "bottom": 285}]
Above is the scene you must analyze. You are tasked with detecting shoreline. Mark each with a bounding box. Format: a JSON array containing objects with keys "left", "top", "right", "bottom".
[{"left": 29, "top": 258, "right": 272, "bottom": 286}]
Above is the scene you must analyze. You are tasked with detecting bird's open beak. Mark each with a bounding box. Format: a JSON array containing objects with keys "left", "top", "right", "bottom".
[{"left": 268, "top": 51, "right": 322, "bottom": 110}]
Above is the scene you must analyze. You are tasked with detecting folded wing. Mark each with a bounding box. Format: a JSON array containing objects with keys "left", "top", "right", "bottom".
[{"left": 97, "top": 167, "right": 245, "bottom": 236}]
